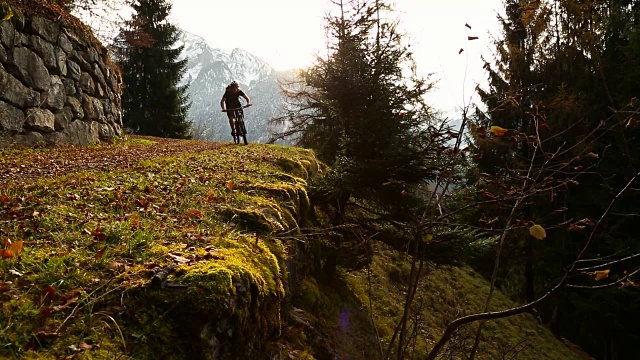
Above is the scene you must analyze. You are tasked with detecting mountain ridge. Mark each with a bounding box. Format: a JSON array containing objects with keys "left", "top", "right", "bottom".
[{"left": 177, "top": 30, "right": 292, "bottom": 143}]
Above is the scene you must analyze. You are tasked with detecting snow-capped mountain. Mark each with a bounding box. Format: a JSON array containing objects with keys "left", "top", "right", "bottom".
[{"left": 177, "top": 30, "right": 291, "bottom": 143}]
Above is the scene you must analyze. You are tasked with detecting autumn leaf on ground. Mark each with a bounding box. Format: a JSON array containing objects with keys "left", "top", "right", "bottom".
[
  {"left": 185, "top": 209, "right": 203, "bottom": 217},
  {"left": 205, "top": 191, "right": 217, "bottom": 202},
  {"left": 465, "top": 23, "right": 472, "bottom": 29},
  {"left": 490, "top": 126, "right": 508, "bottom": 137},
  {"left": 587, "top": 152, "right": 599, "bottom": 159},
  {"left": 1, "top": 239, "right": 23, "bottom": 259},
  {"left": 529, "top": 224, "right": 547, "bottom": 240},
  {"left": 168, "top": 253, "right": 191, "bottom": 264},
  {"left": 458, "top": 48, "right": 464, "bottom": 54},
  {"left": 594, "top": 269, "right": 610, "bottom": 281},
  {"left": 94, "top": 246, "right": 107, "bottom": 260},
  {"left": 91, "top": 226, "right": 107, "bottom": 240},
  {"left": 9, "top": 240, "right": 23, "bottom": 256},
  {"left": 0, "top": 195, "right": 9, "bottom": 202},
  {"left": 468, "top": 36, "right": 479, "bottom": 40},
  {"left": 226, "top": 181, "right": 235, "bottom": 190}
]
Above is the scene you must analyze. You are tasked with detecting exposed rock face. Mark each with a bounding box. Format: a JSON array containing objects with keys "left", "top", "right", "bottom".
[{"left": 0, "top": 4, "right": 122, "bottom": 147}]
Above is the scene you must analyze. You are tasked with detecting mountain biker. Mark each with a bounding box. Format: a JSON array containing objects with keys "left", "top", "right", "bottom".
[{"left": 220, "top": 81, "right": 251, "bottom": 141}]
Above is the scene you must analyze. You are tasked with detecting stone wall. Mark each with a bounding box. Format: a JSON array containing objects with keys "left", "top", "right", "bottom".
[{"left": 0, "top": 4, "right": 122, "bottom": 147}]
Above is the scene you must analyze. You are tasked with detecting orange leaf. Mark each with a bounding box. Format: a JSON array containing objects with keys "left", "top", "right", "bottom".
[
  {"left": 594, "top": 269, "right": 610, "bottom": 281},
  {"left": 186, "top": 209, "right": 202, "bottom": 217},
  {"left": 490, "top": 126, "right": 508, "bottom": 137},
  {"left": 2, "top": 249, "right": 14, "bottom": 259},
  {"left": 226, "top": 181, "right": 235, "bottom": 190},
  {"left": 94, "top": 246, "right": 107, "bottom": 260},
  {"left": 0, "top": 195, "right": 9, "bottom": 202},
  {"left": 91, "top": 226, "right": 107, "bottom": 240},
  {"left": 9, "top": 241, "right": 23, "bottom": 256}
]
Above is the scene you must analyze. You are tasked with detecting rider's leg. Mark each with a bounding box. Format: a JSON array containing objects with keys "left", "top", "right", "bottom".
[{"left": 228, "top": 116, "right": 235, "bottom": 137}]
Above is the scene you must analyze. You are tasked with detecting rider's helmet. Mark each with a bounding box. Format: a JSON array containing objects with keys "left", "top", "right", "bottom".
[{"left": 229, "top": 81, "right": 239, "bottom": 87}]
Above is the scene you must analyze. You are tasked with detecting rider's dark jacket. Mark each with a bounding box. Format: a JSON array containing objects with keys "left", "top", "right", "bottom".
[{"left": 221, "top": 87, "right": 246, "bottom": 109}]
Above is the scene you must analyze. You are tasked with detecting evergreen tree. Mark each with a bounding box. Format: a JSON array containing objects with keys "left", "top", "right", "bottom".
[
  {"left": 272, "top": 0, "right": 443, "bottom": 222},
  {"left": 119, "top": 0, "right": 191, "bottom": 138},
  {"left": 474, "top": 1, "right": 640, "bottom": 358}
]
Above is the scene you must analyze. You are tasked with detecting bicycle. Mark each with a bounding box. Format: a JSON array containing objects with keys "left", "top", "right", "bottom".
[{"left": 223, "top": 104, "right": 251, "bottom": 145}]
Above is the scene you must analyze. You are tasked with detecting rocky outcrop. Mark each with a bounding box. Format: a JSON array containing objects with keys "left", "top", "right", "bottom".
[{"left": 0, "top": 2, "right": 122, "bottom": 147}]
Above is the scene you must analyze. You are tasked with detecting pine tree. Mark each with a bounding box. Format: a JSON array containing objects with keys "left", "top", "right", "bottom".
[
  {"left": 474, "top": 1, "right": 640, "bottom": 358},
  {"left": 272, "top": 0, "right": 443, "bottom": 222},
  {"left": 119, "top": 0, "right": 191, "bottom": 138}
]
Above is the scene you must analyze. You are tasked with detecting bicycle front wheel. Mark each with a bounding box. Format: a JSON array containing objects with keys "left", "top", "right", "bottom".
[{"left": 237, "top": 117, "right": 248, "bottom": 145}]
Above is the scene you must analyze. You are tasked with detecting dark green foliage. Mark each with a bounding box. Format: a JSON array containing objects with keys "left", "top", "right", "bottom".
[
  {"left": 118, "top": 0, "right": 191, "bottom": 139},
  {"left": 273, "top": 0, "right": 447, "bottom": 225},
  {"left": 474, "top": 1, "right": 640, "bottom": 358}
]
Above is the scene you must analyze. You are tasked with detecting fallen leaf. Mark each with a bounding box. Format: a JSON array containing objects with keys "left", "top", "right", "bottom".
[
  {"left": 34, "top": 329, "right": 60, "bottom": 340},
  {"left": 468, "top": 36, "right": 479, "bottom": 40},
  {"left": 79, "top": 341, "right": 96, "bottom": 350},
  {"left": 465, "top": 23, "right": 472, "bottom": 29},
  {"left": 226, "top": 181, "right": 235, "bottom": 190},
  {"left": 458, "top": 48, "right": 464, "bottom": 54},
  {"left": 0, "top": 195, "right": 9, "bottom": 202},
  {"left": 108, "top": 262, "right": 128, "bottom": 272},
  {"left": 185, "top": 209, "right": 203, "bottom": 217},
  {"left": 91, "top": 227, "right": 107, "bottom": 240},
  {"left": 40, "top": 285, "right": 56, "bottom": 304},
  {"left": 9, "top": 240, "right": 23, "bottom": 256},
  {"left": 168, "top": 253, "right": 191, "bottom": 264},
  {"left": 94, "top": 246, "right": 107, "bottom": 260},
  {"left": 586, "top": 152, "right": 599, "bottom": 159}
]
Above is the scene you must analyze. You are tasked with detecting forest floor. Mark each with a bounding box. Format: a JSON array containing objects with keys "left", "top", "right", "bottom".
[{"left": 0, "top": 136, "right": 224, "bottom": 186}]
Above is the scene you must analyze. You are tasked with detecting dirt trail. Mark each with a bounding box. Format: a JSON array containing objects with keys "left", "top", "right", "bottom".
[{"left": 0, "top": 136, "right": 225, "bottom": 186}]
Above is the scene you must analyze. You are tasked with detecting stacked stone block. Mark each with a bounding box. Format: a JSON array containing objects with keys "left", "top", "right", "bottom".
[{"left": 0, "top": 7, "right": 122, "bottom": 147}]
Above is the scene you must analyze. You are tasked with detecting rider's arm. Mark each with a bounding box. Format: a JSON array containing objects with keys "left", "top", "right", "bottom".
[
  {"left": 242, "top": 94, "right": 251, "bottom": 106},
  {"left": 220, "top": 97, "right": 226, "bottom": 111}
]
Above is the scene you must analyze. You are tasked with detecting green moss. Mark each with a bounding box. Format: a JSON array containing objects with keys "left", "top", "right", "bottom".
[{"left": 0, "top": 142, "right": 320, "bottom": 359}]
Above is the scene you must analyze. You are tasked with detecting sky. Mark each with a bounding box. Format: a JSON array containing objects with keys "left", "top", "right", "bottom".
[{"left": 169, "top": 0, "right": 505, "bottom": 113}]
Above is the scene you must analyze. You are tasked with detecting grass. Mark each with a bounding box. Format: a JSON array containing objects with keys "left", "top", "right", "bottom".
[
  {"left": 0, "top": 142, "right": 319, "bottom": 359},
  {"left": 0, "top": 139, "right": 585, "bottom": 359}
]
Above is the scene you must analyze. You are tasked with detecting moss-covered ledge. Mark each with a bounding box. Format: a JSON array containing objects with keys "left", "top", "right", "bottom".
[{"left": 0, "top": 143, "right": 323, "bottom": 359}]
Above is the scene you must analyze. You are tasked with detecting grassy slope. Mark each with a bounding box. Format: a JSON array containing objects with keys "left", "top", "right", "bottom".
[{"left": 0, "top": 139, "right": 584, "bottom": 359}]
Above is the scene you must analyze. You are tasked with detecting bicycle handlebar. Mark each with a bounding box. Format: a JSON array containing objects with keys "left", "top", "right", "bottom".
[{"left": 222, "top": 104, "right": 252, "bottom": 112}]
